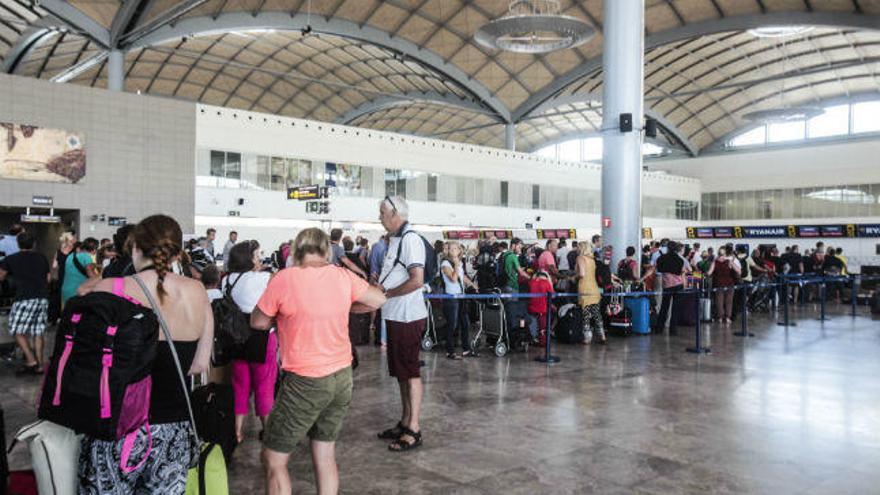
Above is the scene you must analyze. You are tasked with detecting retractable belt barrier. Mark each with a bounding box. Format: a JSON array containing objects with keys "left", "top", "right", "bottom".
[{"left": 420, "top": 274, "right": 880, "bottom": 364}]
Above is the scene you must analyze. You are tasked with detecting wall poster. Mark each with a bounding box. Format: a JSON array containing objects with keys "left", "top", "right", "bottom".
[{"left": 1, "top": 122, "right": 86, "bottom": 183}]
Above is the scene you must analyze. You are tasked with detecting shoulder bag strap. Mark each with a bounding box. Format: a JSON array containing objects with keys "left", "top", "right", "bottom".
[
  {"left": 225, "top": 272, "right": 243, "bottom": 297},
  {"left": 72, "top": 254, "right": 89, "bottom": 277},
  {"left": 131, "top": 274, "right": 201, "bottom": 444}
]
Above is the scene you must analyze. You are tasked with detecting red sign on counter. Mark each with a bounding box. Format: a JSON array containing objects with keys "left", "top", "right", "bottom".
[{"left": 443, "top": 230, "right": 480, "bottom": 240}]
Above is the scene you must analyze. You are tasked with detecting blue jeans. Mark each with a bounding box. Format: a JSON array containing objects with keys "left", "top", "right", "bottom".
[{"left": 442, "top": 299, "right": 471, "bottom": 354}]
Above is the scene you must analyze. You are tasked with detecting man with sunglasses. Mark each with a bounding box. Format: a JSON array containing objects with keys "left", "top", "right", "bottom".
[{"left": 376, "top": 195, "right": 427, "bottom": 452}]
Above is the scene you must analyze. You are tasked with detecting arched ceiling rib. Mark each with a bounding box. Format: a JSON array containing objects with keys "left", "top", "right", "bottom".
[{"left": 2, "top": 0, "right": 880, "bottom": 154}]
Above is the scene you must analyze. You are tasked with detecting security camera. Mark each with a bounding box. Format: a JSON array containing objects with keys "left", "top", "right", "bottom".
[
  {"left": 182, "top": 36, "right": 188, "bottom": 43},
  {"left": 535, "top": 216, "right": 541, "bottom": 222}
]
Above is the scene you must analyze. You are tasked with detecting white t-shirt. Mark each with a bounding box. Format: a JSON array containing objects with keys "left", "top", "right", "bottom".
[
  {"left": 221, "top": 271, "right": 270, "bottom": 313},
  {"left": 206, "top": 288, "right": 223, "bottom": 302},
  {"left": 379, "top": 226, "right": 427, "bottom": 323},
  {"left": 557, "top": 247, "right": 571, "bottom": 271},
  {"left": 440, "top": 259, "right": 464, "bottom": 295}
]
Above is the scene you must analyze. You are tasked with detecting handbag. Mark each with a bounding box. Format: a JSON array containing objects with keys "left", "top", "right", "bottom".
[
  {"left": 9, "top": 420, "right": 81, "bottom": 495},
  {"left": 132, "top": 275, "right": 229, "bottom": 495}
]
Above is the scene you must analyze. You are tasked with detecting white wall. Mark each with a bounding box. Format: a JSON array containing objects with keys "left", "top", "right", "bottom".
[
  {"left": 194, "top": 104, "right": 698, "bottom": 250},
  {"left": 652, "top": 139, "right": 880, "bottom": 192},
  {"left": 0, "top": 74, "right": 196, "bottom": 240}
]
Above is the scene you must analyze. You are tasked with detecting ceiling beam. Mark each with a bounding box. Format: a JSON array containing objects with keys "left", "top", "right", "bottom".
[
  {"left": 110, "top": 0, "right": 146, "bottom": 46},
  {"left": 49, "top": 50, "right": 108, "bottom": 82},
  {"left": 512, "top": 11, "right": 880, "bottom": 122},
  {"left": 2, "top": 25, "right": 55, "bottom": 73},
  {"left": 37, "top": 0, "right": 110, "bottom": 47},
  {"left": 335, "top": 92, "right": 499, "bottom": 125},
  {"left": 526, "top": 93, "right": 699, "bottom": 157},
  {"left": 128, "top": 11, "right": 512, "bottom": 122}
]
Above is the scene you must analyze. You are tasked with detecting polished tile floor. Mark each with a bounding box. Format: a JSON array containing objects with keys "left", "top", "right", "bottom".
[{"left": 4, "top": 304, "right": 880, "bottom": 494}]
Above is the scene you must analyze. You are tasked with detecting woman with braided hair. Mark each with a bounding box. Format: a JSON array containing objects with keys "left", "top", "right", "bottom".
[{"left": 77, "top": 214, "right": 213, "bottom": 494}]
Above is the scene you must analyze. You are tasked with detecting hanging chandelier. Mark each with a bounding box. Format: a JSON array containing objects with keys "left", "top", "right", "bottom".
[{"left": 474, "top": 0, "right": 595, "bottom": 54}]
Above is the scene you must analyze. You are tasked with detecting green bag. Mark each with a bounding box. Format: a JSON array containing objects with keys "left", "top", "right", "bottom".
[{"left": 185, "top": 443, "right": 228, "bottom": 495}]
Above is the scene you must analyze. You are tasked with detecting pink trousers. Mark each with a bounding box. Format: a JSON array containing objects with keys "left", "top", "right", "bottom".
[{"left": 231, "top": 332, "right": 278, "bottom": 417}]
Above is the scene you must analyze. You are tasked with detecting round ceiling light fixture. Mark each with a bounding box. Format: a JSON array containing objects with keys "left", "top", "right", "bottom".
[
  {"left": 475, "top": 0, "right": 595, "bottom": 54},
  {"left": 748, "top": 25, "right": 815, "bottom": 38},
  {"left": 742, "top": 107, "right": 824, "bottom": 123}
]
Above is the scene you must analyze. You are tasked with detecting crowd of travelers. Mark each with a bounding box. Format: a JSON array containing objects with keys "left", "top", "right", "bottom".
[{"left": 0, "top": 206, "right": 857, "bottom": 494}]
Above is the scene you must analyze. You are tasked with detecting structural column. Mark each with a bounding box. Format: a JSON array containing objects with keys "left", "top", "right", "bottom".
[
  {"left": 600, "top": 0, "right": 644, "bottom": 272},
  {"left": 107, "top": 49, "right": 125, "bottom": 92},
  {"left": 505, "top": 122, "right": 516, "bottom": 151}
]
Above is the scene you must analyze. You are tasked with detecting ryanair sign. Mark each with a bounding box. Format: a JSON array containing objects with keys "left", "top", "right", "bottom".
[{"left": 687, "top": 223, "right": 875, "bottom": 239}]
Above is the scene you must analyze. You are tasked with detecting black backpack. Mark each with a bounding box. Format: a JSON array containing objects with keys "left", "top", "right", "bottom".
[
  {"left": 39, "top": 279, "right": 158, "bottom": 441},
  {"left": 211, "top": 274, "right": 251, "bottom": 366},
  {"left": 496, "top": 251, "right": 516, "bottom": 288},
  {"left": 476, "top": 251, "right": 498, "bottom": 290},
  {"left": 382, "top": 230, "right": 436, "bottom": 286},
  {"left": 617, "top": 258, "right": 636, "bottom": 281}
]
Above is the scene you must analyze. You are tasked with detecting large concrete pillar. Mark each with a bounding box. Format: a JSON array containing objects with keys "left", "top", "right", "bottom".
[
  {"left": 600, "top": 0, "right": 644, "bottom": 273},
  {"left": 107, "top": 50, "right": 125, "bottom": 92},
  {"left": 505, "top": 123, "right": 516, "bottom": 151}
]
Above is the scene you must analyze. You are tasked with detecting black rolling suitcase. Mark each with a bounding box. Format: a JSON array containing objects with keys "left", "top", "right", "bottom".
[
  {"left": 676, "top": 291, "right": 698, "bottom": 327},
  {"left": 555, "top": 304, "right": 584, "bottom": 344},
  {"left": 192, "top": 382, "right": 237, "bottom": 464}
]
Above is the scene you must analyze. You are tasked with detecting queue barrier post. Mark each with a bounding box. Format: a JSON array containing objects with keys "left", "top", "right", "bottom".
[
  {"left": 817, "top": 280, "right": 830, "bottom": 322},
  {"left": 535, "top": 292, "right": 560, "bottom": 364},
  {"left": 733, "top": 284, "right": 754, "bottom": 338},
  {"left": 686, "top": 288, "right": 710, "bottom": 354},
  {"left": 777, "top": 278, "right": 797, "bottom": 327},
  {"left": 851, "top": 276, "right": 858, "bottom": 317}
]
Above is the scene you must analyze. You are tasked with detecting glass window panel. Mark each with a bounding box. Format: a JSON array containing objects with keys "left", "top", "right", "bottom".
[
  {"left": 532, "top": 184, "right": 540, "bottom": 209},
  {"left": 535, "top": 145, "right": 556, "bottom": 159},
  {"left": 583, "top": 137, "right": 603, "bottom": 161},
  {"left": 225, "top": 152, "right": 241, "bottom": 180},
  {"left": 768, "top": 120, "right": 806, "bottom": 143},
  {"left": 853, "top": 101, "right": 880, "bottom": 134},
  {"left": 729, "top": 126, "right": 766, "bottom": 147},
  {"left": 500, "top": 181, "right": 509, "bottom": 207},
  {"left": 807, "top": 104, "right": 849, "bottom": 138},
  {"left": 558, "top": 140, "right": 581, "bottom": 162},
  {"left": 210, "top": 151, "right": 225, "bottom": 177},
  {"left": 427, "top": 174, "right": 438, "bottom": 202},
  {"left": 384, "top": 169, "right": 398, "bottom": 197},
  {"left": 256, "top": 155, "right": 271, "bottom": 190},
  {"left": 642, "top": 142, "right": 665, "bottom": 156}
]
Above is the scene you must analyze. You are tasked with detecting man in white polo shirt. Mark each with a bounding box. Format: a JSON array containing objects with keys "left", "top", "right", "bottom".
[{"left": 376, "top": 195, "right": 427, "bottom": 452}]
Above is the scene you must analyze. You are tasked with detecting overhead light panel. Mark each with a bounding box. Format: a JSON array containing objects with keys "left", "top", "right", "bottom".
[{"left": 748, "top": 26, "right": 814, "bottom": 38}]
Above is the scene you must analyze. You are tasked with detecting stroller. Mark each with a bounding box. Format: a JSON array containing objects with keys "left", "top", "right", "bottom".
[
  {"left": 470, "top": 290, "right": 532, "bottom": 357},
  {"left": 747, "top": 276, "right": 775, "bottom": 313}
]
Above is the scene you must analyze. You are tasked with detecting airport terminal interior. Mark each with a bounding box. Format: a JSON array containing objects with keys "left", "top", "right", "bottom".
[{"left": 1, "top": 0, "right": 880, "bottom": 493}]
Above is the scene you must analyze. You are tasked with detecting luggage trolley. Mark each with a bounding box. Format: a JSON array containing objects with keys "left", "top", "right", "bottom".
[{"left": 470, "top": 289, "right": 510, "bottom": 357}]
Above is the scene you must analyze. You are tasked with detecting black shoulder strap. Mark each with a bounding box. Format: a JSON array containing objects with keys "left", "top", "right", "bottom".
[
  {"left": 71, "top": 254, "right": 89, "bottom": 277},
  {"left": 198, "top": 443, "right": 214, "bottom": 494},
  {"left": 380, "top": 230, "right": 418, "bottom": 285},
  {"left": 225, "top": 273, "right": 243, "bottom": 297}
]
